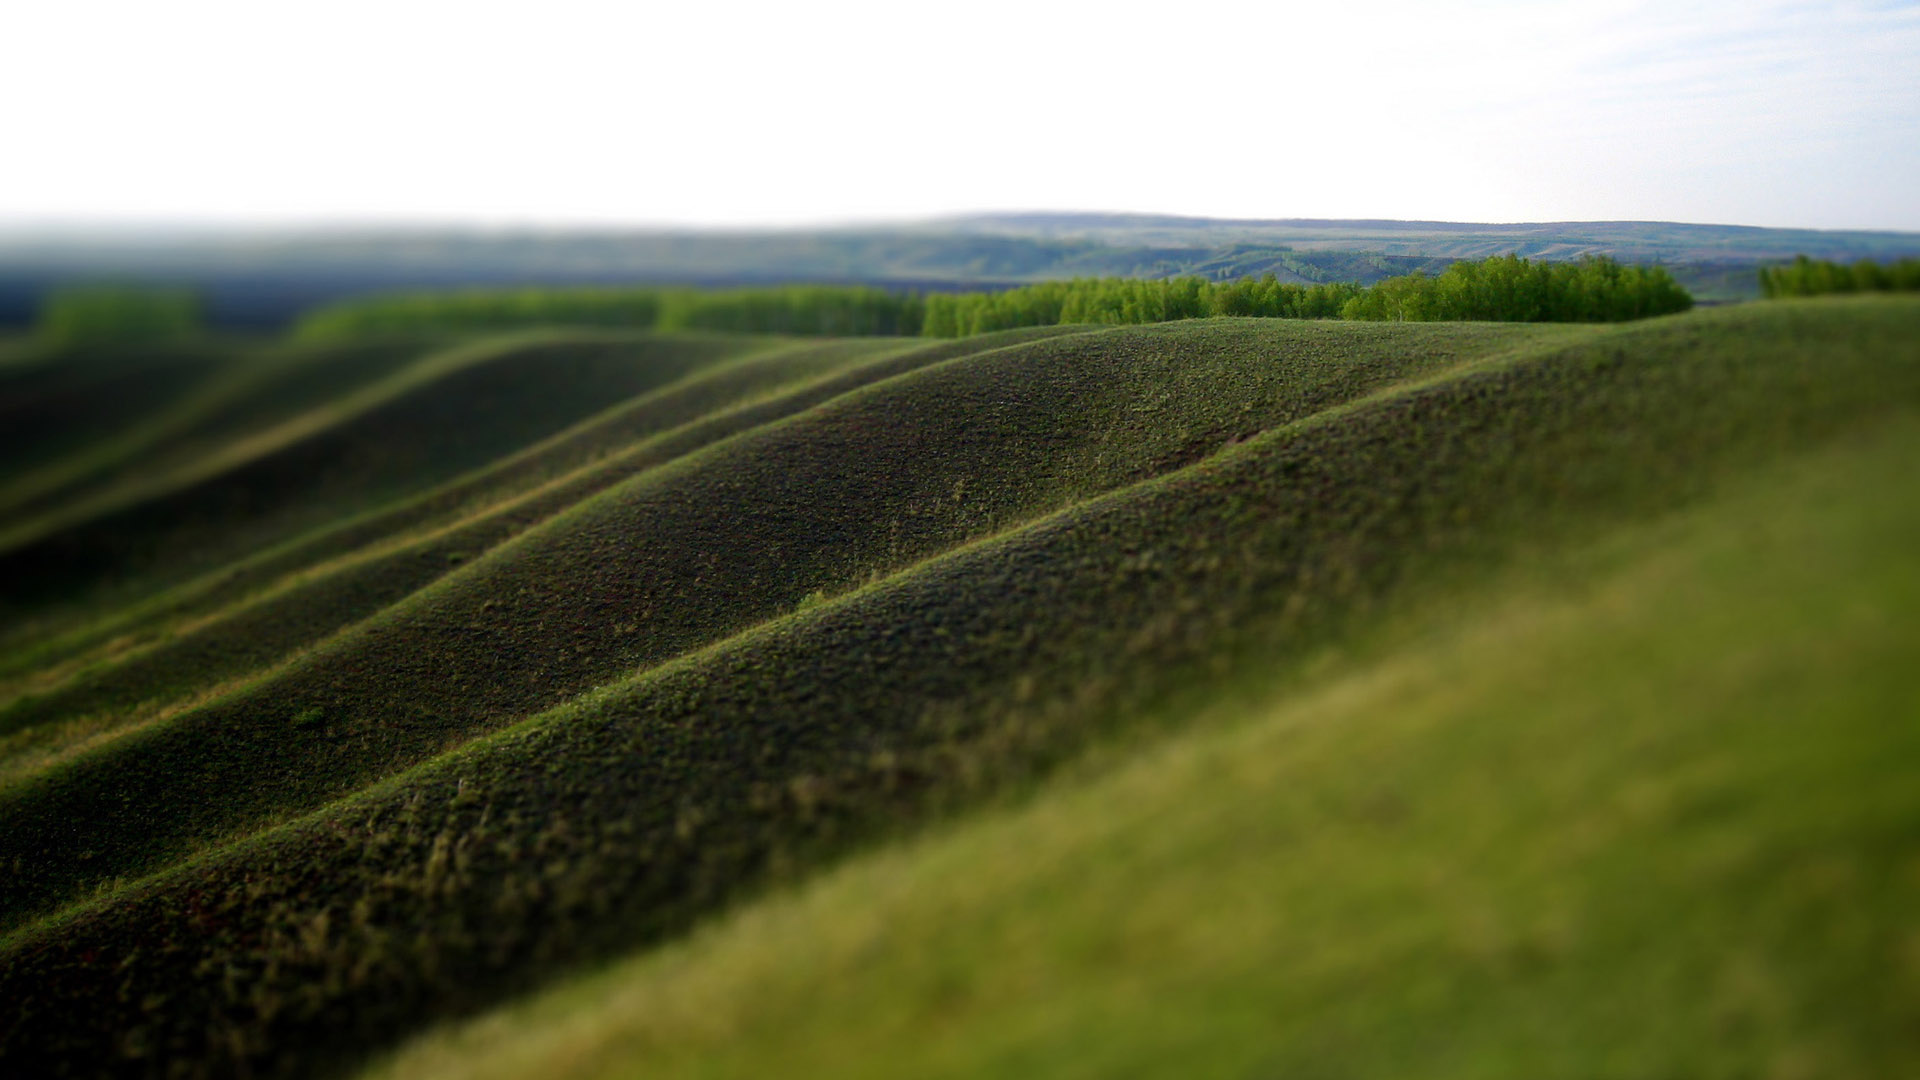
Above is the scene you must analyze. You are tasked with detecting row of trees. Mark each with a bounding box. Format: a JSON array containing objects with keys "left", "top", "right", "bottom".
[
  {"left": 920, "top": 256, "right": 1687, "bottom": 335},
  {"left": 1759, "top": 255, "right": 1920, "bottom": 298},
  {"left": 295, "top": 286, "right": 924, "bottom": 339},
  {"left": 1339, "top": 255, "right": 1692, "bottom": 323},
  {"left": 655, "top": 286, "right": 923, "bottom": 336},
  {"left": 292, "top": 288, "right": 664, "bottom": 339},
  {"left": 919, "top": 277, "right": 1365, "bottom": 336},
  {"left": 292, "top": 255, "right": 1698, "bottom": 342},
  {"left": 35, "top": 287, "right": 203, "bottom": 346}
]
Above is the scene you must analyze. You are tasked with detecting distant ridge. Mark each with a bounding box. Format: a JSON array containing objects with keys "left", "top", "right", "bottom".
[
  {"left": 4, "top": 213, "right": 1918, "bottom": 327},
  {"left": 939, "top": 210, "right": 1920, "bottom": 251},
  {"left": 940, "top": 210, "right": 1905, "bottom": 235}
]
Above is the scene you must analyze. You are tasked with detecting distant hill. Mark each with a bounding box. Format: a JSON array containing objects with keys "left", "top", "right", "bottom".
[
  {"left": 940, "top": 211, "right": 1920, "bottom": 261},
  {"left": 4, "top": 214, "right": 1917, "bottom": 327}
]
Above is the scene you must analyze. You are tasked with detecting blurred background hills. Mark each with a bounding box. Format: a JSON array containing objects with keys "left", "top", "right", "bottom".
[{"left": 8, "top": 212, "right": 1920, "bottom": 331}]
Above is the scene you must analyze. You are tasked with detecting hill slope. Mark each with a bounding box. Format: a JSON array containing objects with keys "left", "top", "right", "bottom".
[
  {"left": 0, "top": 330, "right": 1075, "bottom": 785},
  {"left": 371, "top": 407, "right": 1920, "bottom": 1080},
  {"left": 0, "top": 317, "right": 1566, "bottom": 926},
  {"left": 0, "top": 299, "right": 1915, "bottom": 1078},
  {"left": 0, "top": 331, "right": 765, "bottom": 624}
]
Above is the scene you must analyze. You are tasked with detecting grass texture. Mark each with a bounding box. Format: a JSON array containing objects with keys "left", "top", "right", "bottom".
[
  {"left": 369, "top": 404, "right": 1920, "bottom": 1080},
  {"left": 0, "top": 298, "right": 1914, "bottom": 1078}
]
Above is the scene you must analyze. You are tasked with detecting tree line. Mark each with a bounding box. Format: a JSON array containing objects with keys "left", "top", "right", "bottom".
[
  {"left": 290, "top": 288, "right": 666, "bottom": 339},
  {"left": 288, "top": 255, "right": 1695, "bottom": 342},
  {"left": 292, "top": 286, "right": 920, "bottom": 340},
  {"left": 1759, "top": 255, "right": 1920, "bottom": 299},
  {"left": 1338, "top": 254, "right": 1691, "bottom": 323},
  {"left": 919, "top": 276, "right": 1365, "bottom": 336},
  {"left": 33, "top": 287, "right": 203, "bottom": 346},
  {"left": 926, "top": 256, "right": 1690, "bottom": 333}
]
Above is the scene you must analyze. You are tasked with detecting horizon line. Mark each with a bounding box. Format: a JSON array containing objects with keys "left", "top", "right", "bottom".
[{"left": 3, "top": 209, "right": 1919, "bottom": 240}]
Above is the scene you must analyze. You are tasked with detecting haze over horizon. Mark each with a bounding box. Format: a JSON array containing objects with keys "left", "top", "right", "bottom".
[
  {"left": 8, "top": 0, "right": 1920, "bottom": 232},
  {"left": 6, "top": 209, "right": 1920, "bottom": 241}
]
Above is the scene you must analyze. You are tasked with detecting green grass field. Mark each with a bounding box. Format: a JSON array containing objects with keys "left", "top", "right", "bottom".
[
  {"left": 0, "top": 298, "right": 1914, "bottom": 1078},
  {"left": 371, "top": 401, "right": 1920, "bottom": 1080}
]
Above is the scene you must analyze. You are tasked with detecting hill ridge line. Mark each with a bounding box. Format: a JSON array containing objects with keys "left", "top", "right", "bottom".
[
  {"left": 0, "top": 332, "right": 1077, "bottom": 746},
  {"left": 0, "top": 343, "right": 260, "bottom": 516},
  {"left": 0, "top": 336, "right": 805, "bottom": 678},
  {"left": 0, "top": 318, "right": 1615, "bottom": 940},
  {"left": 0, "top": 330, "right": 650, "bottom": 555},
  {"left": 0, "top": 329, "right": 1092, "bottom": 673}
]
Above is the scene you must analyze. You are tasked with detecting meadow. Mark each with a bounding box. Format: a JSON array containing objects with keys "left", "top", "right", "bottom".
[{"left": 0, "top": 288, "right": 1914, "bottom": 1078}]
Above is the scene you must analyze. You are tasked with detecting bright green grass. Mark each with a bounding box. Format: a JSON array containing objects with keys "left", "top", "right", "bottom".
[{"left": 368, "top": 411, "right": 1920, "bottom": 1080}]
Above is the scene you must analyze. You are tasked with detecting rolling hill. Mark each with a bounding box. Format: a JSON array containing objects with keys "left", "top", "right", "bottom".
[{"left": 0, "top": 297, "right": 1915, "bottom": 1078}]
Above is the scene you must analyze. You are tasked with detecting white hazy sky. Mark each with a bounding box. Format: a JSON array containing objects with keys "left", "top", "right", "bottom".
[{"left": 6, "top": 0, "right": 1919, "bottom": 230}]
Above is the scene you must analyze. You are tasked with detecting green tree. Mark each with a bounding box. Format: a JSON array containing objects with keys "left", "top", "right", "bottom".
[{"left": 36, "top": 286, "right": 203, "bottom": 346}]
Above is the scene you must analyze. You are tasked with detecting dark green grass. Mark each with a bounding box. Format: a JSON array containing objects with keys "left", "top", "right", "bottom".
[
  {"left": 0, "top": 334, "right": 825, "bottom": 684},
  {"left": 370, "top": 413, "right": 1920, "bottom": 1080},
  {"left": 0, "top": 331, "right": 1083, "bottom": 782},
  {"left": 6, "top": 339, "right": 443, "bottom": 523},
  {"left": 0, "top": 332, "right": 757, "bottom": 635},
  {"left": 0, "top": 341, "right": 243, "bottom": 496},
  {"left": 0, "top": 339, "right": 881, "bottom": 754},
  {"left": 0, "top": 299, "right": 1913, "bottom": 1077},
  {"left": 0, "top": 317, "right": 1555, "bottom": 930},
  {"left": 0, "top": 329, "right": 1083, "bottom": 704}
]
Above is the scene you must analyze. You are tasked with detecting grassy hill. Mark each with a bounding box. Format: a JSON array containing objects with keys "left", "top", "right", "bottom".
[
  {"left": 0, "top": 331, "right": 764, "bottom": 620},
  {"left": 370, "top": 409, "right": 1920, "bottom": 1080},
  {"left": 0, "top": 338, "right": 438, "bottom": 522},
  {"left": 0, "top": 340, "right": 245, "bottom": 497},
  {"left": 0, "top": 298, "right": 1914, "bottom": 1078}
]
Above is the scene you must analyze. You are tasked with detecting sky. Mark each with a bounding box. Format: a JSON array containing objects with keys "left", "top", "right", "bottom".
[{"left": 6, "top": 0, "right": 1919, "bottom": 231}]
